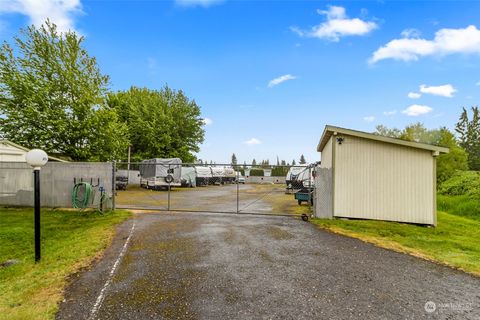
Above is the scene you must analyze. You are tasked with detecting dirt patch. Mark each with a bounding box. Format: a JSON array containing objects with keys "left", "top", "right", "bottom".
[{"left": 265, "top": 226, "right": 294, "bottom": 240}]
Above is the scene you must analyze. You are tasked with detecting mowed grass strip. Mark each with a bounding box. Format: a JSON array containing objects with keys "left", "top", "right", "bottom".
[
  {"left": 312, "top": 210, "right": 480, "bottom": 276},
  {"left": 0, "top": 208, "right": 131, "bottom": 320}
]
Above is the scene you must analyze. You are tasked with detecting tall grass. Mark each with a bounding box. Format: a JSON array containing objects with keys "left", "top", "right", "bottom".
[
  {"left": 437, "top": 170, "right": 480, "bottom": 221},
  {"left": 437, "top": 194, "right": 480, "bottom": 221}
]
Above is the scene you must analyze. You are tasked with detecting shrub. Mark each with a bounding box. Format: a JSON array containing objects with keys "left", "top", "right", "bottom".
[
  {"left": 249, "top": 168, "right": 264, "bottom": 176},
  {"left": 271, "top": 167, "right": 289, "bottom": 177},
  {"left": 437, "top": 171, "right": 480, "bottom": 197}
]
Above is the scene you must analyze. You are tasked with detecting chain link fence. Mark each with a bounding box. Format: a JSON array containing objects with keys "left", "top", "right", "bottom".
[{"left": 115, "top": 161, "right": 316, "bottom": 218}]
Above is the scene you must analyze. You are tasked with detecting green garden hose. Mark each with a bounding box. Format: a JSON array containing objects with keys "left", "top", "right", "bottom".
[{"left": 72, "top": 182, "right": 93, "bottom": 209}]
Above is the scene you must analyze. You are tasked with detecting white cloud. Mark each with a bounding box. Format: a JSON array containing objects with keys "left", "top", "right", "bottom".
[
  {"left": 419, "top": 84, "right": 456, "bottom": 97},
  {"left": 244, "top": 138, "right": 261, "bottom": 145},
  {"left": 363, "top": 116, "right": 375, "bottom": 122},
  {"left": 0, "top": 0, "right": 82, "bottom": 33},
  {"left": 202, "top": 118, "right": 213, "bottom": 125},
  {"left": 476, "top": 81, "right": 480, "bottom": 86},
  {"left": 408, "top": 92, "right": 421, "bottom": 99},
  {"left": 268, "top": 74, "right": 297, "bottom": 88},
  {"left": 401, "top": 28, "right": 421, "bottom": 39},
  {"left": 291, "top": 5, "right": 377, "bottom": 42},
  {"left": 370, "top": 25, "right": 480, "bottom": 63},
  {"left": 402, "top": 104, "right": 433, "bottom": 116},
  {"left": 175, "top": 0, "right": 223, "bottom": 7},
  {"left": 383, "top": 110, "right": 397, "bottom": 116}
]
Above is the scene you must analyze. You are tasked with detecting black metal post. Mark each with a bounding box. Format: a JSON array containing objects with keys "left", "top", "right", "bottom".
[{"left": 34, "top": 169, "right": 41, "bottom": 263}]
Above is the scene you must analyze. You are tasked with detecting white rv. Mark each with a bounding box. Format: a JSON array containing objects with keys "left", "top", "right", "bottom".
[
  {"left": 286, "top": 166, "right": 308, "bottom": 189},
  {"left": 210, "top": 167, "right": 225, "bottom": 185},
  {"left": 139, "top": 158, "right": 182, "bottom": 190},
  {"left": 223, "top": 167, "right": 236, "bottom": 184},
  {"left": 181, "top": 166, "right": 197, "bottom": 188},
  {"left": 194, "top": 166, "right": 212, "bottom": 186},
  {"left": 295, "top": 167, "right": 314, "bottom": 188}
]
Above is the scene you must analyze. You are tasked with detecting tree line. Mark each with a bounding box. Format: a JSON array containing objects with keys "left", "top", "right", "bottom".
[
  {"left": 226, "top": 153, "right": 307, "bottom": 167},
  {"left": 0, "top": 21, "right": 205, "bottom": 162}
]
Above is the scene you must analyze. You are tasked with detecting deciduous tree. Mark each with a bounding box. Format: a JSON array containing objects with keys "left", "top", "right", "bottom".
[
  {"left": 0, "top": 21, "right": 129, "bottom": 160},
  {"left": 108, "top": 86, "right": 205, "bottom": 162}
]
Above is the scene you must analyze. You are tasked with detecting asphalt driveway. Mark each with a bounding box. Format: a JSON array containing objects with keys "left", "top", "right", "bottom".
[{"left": 57, "top": 212, "right": 480, "bottom": 320}]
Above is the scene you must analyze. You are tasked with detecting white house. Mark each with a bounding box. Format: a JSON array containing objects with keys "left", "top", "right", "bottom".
[{"left": 0, "top": 140, "right": 67, "bottom": 162}]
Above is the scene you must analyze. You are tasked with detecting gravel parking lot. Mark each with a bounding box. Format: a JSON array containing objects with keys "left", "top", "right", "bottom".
[
  {"left": 115, "top": 184, "right": 309, "bottom": 215},
  {"left": 57, "top": 211, "right": 480, "bottom": 320}
]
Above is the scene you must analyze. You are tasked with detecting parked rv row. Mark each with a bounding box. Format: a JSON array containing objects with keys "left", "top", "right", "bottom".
[{"left": 137, "top": 158, "right": 244, "bottom": 190}]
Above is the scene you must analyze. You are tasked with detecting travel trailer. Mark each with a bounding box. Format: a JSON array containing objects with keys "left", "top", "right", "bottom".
[
  {"left": 139, "top": 158, "right": 182, "bottom": 190},
  {"left": 210, "top": 167, "right": 225, "bottom": 185},
  {"left": 181, "top": 166, "right": 197, "bottom": 188},
  {"left": 223, "top": 167, "right": 237, "bottom": 184},
  {"left": 285, "top": 166, "right": 307, "bottom": 189},
  {"left": 194, "top": 166, "right": 213, "bottom": 186}
]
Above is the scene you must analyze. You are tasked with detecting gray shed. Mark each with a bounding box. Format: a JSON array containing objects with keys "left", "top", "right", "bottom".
[{"left": 315, "top": 125, "right": 449, "bottom": 225}]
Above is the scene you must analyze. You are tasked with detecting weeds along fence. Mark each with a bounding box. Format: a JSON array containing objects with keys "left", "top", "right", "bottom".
[{"left": 0, "top": 162, "right": 113, "bottom": 208}]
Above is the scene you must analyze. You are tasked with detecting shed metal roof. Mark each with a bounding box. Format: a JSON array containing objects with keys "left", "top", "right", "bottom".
[{"left": 317, "top": 125, "right": 449, "bottom": 154}]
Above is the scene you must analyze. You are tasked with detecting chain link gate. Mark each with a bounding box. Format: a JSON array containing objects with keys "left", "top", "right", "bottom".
[{"left": 114, "top": 162, "right": 316, "bottom": 220}]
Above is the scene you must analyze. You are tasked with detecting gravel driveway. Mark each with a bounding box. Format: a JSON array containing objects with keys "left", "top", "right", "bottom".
[{"left": 57, "top": 212, "right": 480, "bottom": 320}]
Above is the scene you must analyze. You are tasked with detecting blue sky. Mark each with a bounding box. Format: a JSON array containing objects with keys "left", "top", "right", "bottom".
[{"left": 1, "top": 1, "right": 480, "bottom": 164}]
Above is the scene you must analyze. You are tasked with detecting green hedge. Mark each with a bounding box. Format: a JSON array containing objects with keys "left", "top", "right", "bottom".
[
  {"left": 438, "top": 171, "right": 480, "bottom": 197},
  {"left": 271, "top": 167, "right": 289, "bottom": 176},
  {"left": 248, "top": 168, "right": 264, "bottom": 176}
]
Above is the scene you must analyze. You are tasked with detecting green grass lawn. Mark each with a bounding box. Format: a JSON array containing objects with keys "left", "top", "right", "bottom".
[
  {"left": 311, "top": 208, "right": 480, "bottom": 276},
  {"left": 0, "top": 208, "right": 131, "bottom": 320}
]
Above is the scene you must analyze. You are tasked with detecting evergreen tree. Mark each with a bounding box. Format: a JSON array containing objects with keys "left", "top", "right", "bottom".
[
  {"left": 299, "top": 154, "right": 306, "bottom": 164},
  {"left": 455, "top": 108, "right": 469, "bottom": 148},
  {"left": 252, "top": 159, "right": 257, "bottom": 166},
  {"left": 231, "top": 153, "right": 237, "bottom": 166},
  {"left": 455, "top": 106, "right": 480, "bottom": 170},
  {"left": 292, "top": 159, "right": 296, "bottom": 166}
]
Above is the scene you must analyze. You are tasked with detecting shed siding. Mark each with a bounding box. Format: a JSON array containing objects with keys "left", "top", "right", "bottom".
[
  {"left": 320, "top": 137, "right": 333, "bottom": 168},
  {"left": 333, "top": 135, "right": 435, "bottom": 225}
]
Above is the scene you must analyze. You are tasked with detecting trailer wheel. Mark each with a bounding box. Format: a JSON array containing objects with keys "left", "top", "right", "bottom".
[
  {"left": 301, "top": 214, "right": 309, "bottom": 222},
  {"left": 298, "top": 200, "right": 302, "bottom": 205}
]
